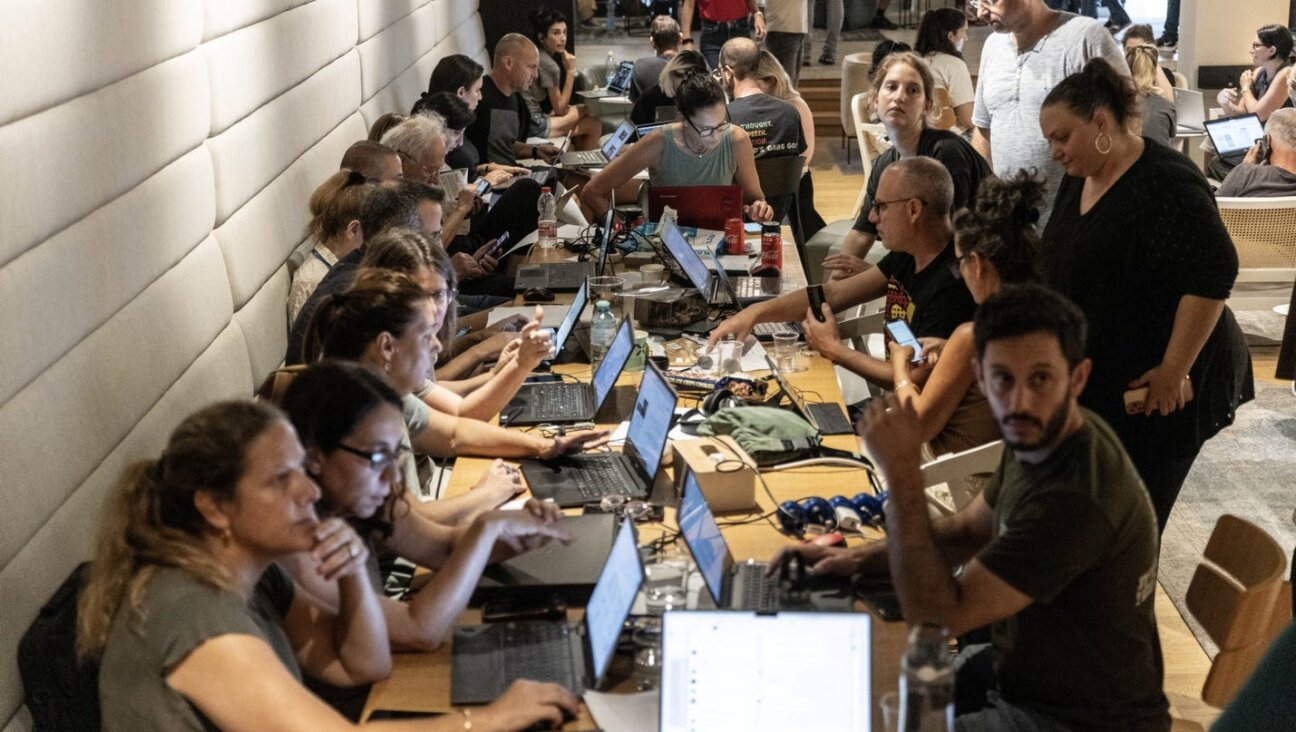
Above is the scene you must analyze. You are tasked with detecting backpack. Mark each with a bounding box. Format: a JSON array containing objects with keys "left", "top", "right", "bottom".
[
  {"left": 18, "top": 562, "right": 101, "bottom": 731},
  {"left": 696, "top": 406, "right": 821, "bottom": 467}
]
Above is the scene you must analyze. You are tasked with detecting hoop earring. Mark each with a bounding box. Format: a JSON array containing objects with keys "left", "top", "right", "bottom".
[
  {"left": 384, "top": 360, "right": 391, "bottom": 373},
  {"left": 1094, "top": 132, "right": 1113, "bottom": 155}
]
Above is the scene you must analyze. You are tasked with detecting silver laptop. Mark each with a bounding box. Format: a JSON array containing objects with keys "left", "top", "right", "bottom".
[
  {"left": 580, "top": 60, "right": 634, "bottom": 99},
  {"left": 659, "top": 610, "right": 873, "bottom": 732},
  {"left": 561, "top": 119, "right": 635, "bottom": 167},
  {"left": 658, "top": 218, "right": 780, "bottom": 306},
  {"left": 1174, "top": 88, "right": 1205, "bottom": 133}
]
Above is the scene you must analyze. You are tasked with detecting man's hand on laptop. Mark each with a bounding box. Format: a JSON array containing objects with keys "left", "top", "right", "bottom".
[
  {"left": 533, "top": 143, "right": 562, "bottom": 164},
  {"left": 482, "top": 168, "right": 520, "bottom": 187},
  {"left": 766, "top": 541, "right": 886, "bottom": 578},
  {"left": 706, "top": 311, "right": 755, "bottom": 349},
  {"left": 542, "top": 429, "right": 612, "bottom": 459}
]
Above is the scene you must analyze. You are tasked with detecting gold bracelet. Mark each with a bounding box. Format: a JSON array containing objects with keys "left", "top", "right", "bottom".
[
  {"left": 895, "top": 379, "right": 919, "bottom": 394},
  {"left": 459, "top": 708, "right": 473, "bottom": 730}
]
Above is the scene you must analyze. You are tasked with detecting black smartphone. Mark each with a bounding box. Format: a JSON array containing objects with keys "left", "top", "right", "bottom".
[
  {"left": 805, "top": 284, "right": 827, "bottom": 322},
  {"left": 486, "top": 231, "right": 510, "bottom": 257},
  {"left": 1256, "top": 136, "right": 1271, "bottom": 163}
]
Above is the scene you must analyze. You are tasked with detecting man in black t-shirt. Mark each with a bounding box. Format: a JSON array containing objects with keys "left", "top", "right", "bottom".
[
  {"left": 465, "top": 34, "right": 562, "bottom": 166},
  {"left": 781, "top": 285, "right": 1170, "bottom": 731},
  {"left": 719, "top": 37, "right": 806, "bottom": 159},
  {"left": 709, "top": 158, "right": 975, "bottom": 389}
]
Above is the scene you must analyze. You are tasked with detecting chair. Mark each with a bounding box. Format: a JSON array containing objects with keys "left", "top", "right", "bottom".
[
  {"left": 654, "top": 105, "right": 675, "bottom": 123},
  {"left": 921, "top": 441, "right": 1004, "bottom": 516},
  {"left": 754, "top": 155, "right": 809, "bottom": 273},
  {"left": 931, "top": 87, "right": 958, "bottom": 131},
  {"left": 839, "top": 53, "right": 874, "bottom": 163},
  {"left": 1216, "top": 197, "right": 1296, "bottom": 308},
  {"left": 1184, "top": 515, "right": 1291, "bottom": 708}
]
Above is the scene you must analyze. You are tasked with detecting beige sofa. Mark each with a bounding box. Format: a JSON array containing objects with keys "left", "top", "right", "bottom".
[{"left": 0, "top": 2, "right": 488, "bottom": 728}]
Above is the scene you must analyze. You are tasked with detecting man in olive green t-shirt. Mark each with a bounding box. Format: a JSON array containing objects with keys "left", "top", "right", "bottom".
[{"left": 779, "top": 285, "right": 1169, "bottom": 731}]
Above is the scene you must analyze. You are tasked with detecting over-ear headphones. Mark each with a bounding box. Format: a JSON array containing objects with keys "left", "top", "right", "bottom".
[{"left": 701, "top": 387, "right": 744, "bottom": 416}]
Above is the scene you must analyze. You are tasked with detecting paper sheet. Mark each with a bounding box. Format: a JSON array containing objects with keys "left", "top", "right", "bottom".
[
  {"left": 584, "top": 690, "right": 659, "bottom": 732},
  {"left": 485, "top": 306, "right": 570, "bottom": 329},
  {"left": 608, "top": 407, "right": 694, "bottom": 444}
]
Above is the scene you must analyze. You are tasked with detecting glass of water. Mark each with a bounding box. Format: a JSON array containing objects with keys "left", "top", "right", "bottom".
[
  {"left": 588, "top": 276, "right": 626, "bottom": 319},
  {"left": 643, "top": 553, "right": 692, "bottom": 615},
  {"left": 772, "top": 332, "right": 801, "bottom": 372}
]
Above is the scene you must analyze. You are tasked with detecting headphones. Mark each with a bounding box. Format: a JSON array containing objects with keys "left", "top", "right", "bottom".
[
  {"left": 700, "top": 387, "right": 744, "bottom": 415},
  {"left": 777, "top": 492, "right": 888, "bottom": 536}
]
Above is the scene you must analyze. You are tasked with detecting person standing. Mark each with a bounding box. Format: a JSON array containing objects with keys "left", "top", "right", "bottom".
[
  {"left": 631, "top": 16, "right": 684, "bottom": 102},
  {"left": 804, "top": 0, "right": 843, "bottom": 65},
  {"left": 680, "top": 0, "right": 759, "bottom": 70},
  {"left": 971, "top": 0, "right": 1127, "bottom": 224},
  {"left": 760, "top": 0, "right": 809, "bottom": 87},
  {"left": 1039, "top": 59, "right": 1254, "bottom": 532},
  {"left": 1158, "top": 0, "right": 1179, "bottom": 47},
  {"left": 915, "top": 8, "right": 976, "bottom": 131}
]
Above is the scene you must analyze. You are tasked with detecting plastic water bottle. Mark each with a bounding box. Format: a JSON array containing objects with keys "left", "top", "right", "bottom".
[
  {"left": 899, "top": 623, "right": 955, "bottom": 732},
  {"left": 604, "top": 51, "right": 617, "bottom": 86},
  {"left": 537, "top": 186, "right": 558, "bottom": 249},
  {"left": 590, "top": 300, "right": 617, "bottom": 368}
]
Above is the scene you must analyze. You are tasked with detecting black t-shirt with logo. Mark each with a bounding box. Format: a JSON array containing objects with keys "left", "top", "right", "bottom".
[
  {"left": 465, "top": 75, "right": 536, "bottom": 165},
  {"left": 874, "top": 240, "right": 975, "bottom": 339},
  {"left": 728, "top": 93, "right": 806, "bottom": 159},
  {"left": 852, "top": 127, "right": 990, "bottom": 236}
]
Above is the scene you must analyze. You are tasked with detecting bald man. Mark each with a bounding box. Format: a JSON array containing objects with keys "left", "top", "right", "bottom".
[{"left": 465, "top": 33, "right": 562, "bottom": 166}]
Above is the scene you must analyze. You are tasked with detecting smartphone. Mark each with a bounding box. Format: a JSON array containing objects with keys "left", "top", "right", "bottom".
[
  {"left": 486, "top": 230, "right": 510, "bottom": 257},
  {"left": 884, "top": 320, "right": 924, "bottom": 362},
  {"left": 805, "top": 284, "right": 827, "bottom": 322},
  {"left": 474, "top": 178, "right": 491, "bottom": 196},
  {"left": 1256, "top": 136, "right": 1271, "bottom": 163},
  {"left": 1124, "top": 377, "right": 1194, "bottom": 414}
]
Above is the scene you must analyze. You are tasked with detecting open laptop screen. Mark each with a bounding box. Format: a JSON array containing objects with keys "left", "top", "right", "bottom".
[
  {"left": 585, "top": 518, "right": 643, "bottom": 683},
  {"left": 624, "top": 362, "right": 677, "bottom": 481},
  {"left": 660, "top": 612, "right": 873, "bottom": 732},
  {"left": 596, "top": 197, "right": 615, "bottom": 275},
  {"left": 1206, "top": 114, "right": 1264, "bottom": 157},
  {"left": 608, "top": 61, "right": 634, "bottom": 94},
  {"left": 591, "top": 319, "right": 634, "bottom": 408},
  {"left": 677, "top": 471, "right": 731, "bottom": 606},
  {"left": 659, "top": 219, "right": 712, "bottom": 294},
  {"left": 601, "top": 119, "right": 636, "bottom": 161},
  {"left": 552, "top": 280, "right": 588, "bottom": 354}
]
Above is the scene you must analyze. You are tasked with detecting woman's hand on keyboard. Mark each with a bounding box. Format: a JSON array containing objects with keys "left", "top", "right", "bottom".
[
  {"left": 481, "top": 510, "right": 574, "bottom": 555},
  {"left": 541, "top": 429, "right": 611, "bottom": 460},
  {"left": 476, "top": 679, "right": 581, "bottom": 731}
]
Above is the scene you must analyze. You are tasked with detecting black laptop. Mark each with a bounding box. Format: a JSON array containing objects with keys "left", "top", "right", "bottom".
[
  {"left": 677, "top": 469, "right": 853, "bottom": 612},
  {"left": 520, "top": 361, "right": 678, "bottom": 507},
  {"left": 658, "top": 218, "right": 780, "bottom": 306},
  {"left": 1205, "top": 113, "right": 1265, "bottom": 165},
  {"left": 501, "top": 317, "right": 633, "bottom": 426},
  {"left": 579, "top": 60, "right": 634, "bottom": 99},
  {"left": 451, "top": 517, "right": 644, "bottom": 704},
  {"left": 765, "top": 354, "right": 854, "bottom": 435},
  {"left": 469, "top": 513, "right": 618, "bottom": 606}
]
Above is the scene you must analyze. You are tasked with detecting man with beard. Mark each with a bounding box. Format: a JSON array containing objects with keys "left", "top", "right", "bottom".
[{"left": 774, "top": 284, "right": 1169, "bottom": 730}]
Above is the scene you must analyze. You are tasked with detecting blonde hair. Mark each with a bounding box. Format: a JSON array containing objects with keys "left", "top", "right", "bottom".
[
  {"left": 755, "top": 50, "right": 796, "bottom": 101},
  {"left": 1125, "top": 44, "right": 1162, "bottom": 98},
  {"left": 307, "top": 169, "right": 372, "bottom": 243},
  {"left": 77, "top": 401, "right": 283, "bottom": 659}
]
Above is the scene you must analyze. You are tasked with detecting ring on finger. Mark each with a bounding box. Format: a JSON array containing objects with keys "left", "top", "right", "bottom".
[{"left": 347, "top": 541, "right": 359, "bottom": 559}]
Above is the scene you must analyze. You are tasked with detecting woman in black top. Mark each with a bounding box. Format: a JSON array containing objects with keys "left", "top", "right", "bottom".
[
  {"left": 1039, "top": 59, "right": 1253, "bottom": 532},
  {"left": 822, "top": 52, "right": 989, "bottom": 281}
]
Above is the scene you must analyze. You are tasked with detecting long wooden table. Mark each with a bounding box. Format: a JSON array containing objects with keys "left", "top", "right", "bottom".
[{"left": 362, "top": 229, "right": 907, "bottom": 729}]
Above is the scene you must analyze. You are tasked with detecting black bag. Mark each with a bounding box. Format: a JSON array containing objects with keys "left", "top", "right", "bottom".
[{"left": 18, "top": 562, "right": 101, "bottom": 731}]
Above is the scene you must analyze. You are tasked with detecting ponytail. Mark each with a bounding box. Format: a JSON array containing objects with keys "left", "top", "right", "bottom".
[
  {"left": 953, "top": 171, "right": 1044, "bottom": 285},
  {"left": 1042, "top": 57, "right": 1138, "bottom": 129},
  {"left": 306, "top": 169, "right": 372, "bottom": 243},
  {"left": 302, "top": 269, "right": 431, "bottom": 365},
  {"left": 77, "top": 401, "right": 282, "bottom": 659}
]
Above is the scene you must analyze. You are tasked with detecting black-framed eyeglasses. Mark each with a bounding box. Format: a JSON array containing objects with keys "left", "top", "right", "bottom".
[
  {"left": 870, "top": 196, "right": 925, "bottom": 216},
  {"left": 336, "top": 443, "right": 411, "bottom": 471},
  {"left": 1251, "top": 41, "right": 1272, "bottom": 51},
  {"left": 685, "top": 113, "right": 732, "bottom": 139}
]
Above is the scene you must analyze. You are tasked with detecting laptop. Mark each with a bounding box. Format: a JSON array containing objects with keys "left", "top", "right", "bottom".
[
  {"left": 520, "top": 361, "right": 678, "bottom": 507},
  {"left": 513, "top": 257, "right": 594, "bottom": 292},
  {"left": 659, "top": 611, "right": 873, "bottom": 732},
  {"left": 1205, "top": 113, "right": 1265, "bottom": 165},
  {"left": 649, "top": 185, "right": 744, "bottom": 230},
  {"left": 658, "top": 218, "right": 779, "bottom": 306},
  {"left": 765, "top": 354, "right": 854, "bottom": 435},
  {"left": 451, "top": 517, "right": 644, "bottom": 704},
  {"left": 501, "top": 317, "right": 634, "bottom": 426},
  {"left": 1174, "top": 88, "right": 1205, "bottom": 133},
  {"left": 677, "top": 470, "right": 854, "bottom": 612},
  {"left": 636, "top": 121, "right": 668, "bottom": 140},
  {"left": 561, "top": 118, "right": 635, "bottom": 167},
  {"left": 580, "top": 60, "right": 634, "bottom": 99},
  {"left": 468, "top": 513, "right": 617, "bottom": 606}
]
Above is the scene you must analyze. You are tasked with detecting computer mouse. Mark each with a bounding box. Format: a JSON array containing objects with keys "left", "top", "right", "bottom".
[{"left": 522, "top": 287, "right": 555, "bottom": 302}]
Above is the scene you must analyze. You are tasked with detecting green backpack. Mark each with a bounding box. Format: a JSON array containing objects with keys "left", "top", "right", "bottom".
[{"left": 697, "top": 407, "right": 821, "bottom": 467}]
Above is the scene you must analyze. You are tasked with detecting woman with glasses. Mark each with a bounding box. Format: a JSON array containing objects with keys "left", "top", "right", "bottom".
[
  {"left": 821, "top": 52, "right": 989, "bottom": 281},
  {"left": 1212, "top": 24, "right": 1294, "bottom": 179},
  {"left": 581, "top": 71, "right": 774, "bottom": 221},
  {"left": 1039, "top": 59, "right": 1253, "bottom": 533}
]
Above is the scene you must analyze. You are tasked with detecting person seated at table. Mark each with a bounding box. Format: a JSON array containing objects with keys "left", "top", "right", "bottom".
[
  {"left": 1217, "top": 108, "right": 1296, "bottom": 197},
  {"left": 883, "top": 172, "right": 1044, "bottom": 459},
  {"left": 579, "top": 71, "right": 774, "bottom": 222},
  {"left": 1120, "top": 25, "right": 1176, "bottom": 102},
  {"left": 303, "top": 270, "right": 608, "bottom": 492},
  {"left": 422, "top": 54, "right": 536, "bottom": 184},
  {"left": 366, "top": 112, "right": 407, "bottom": 146},
  {"left": 1211, "top": 24, "right": 1295, "bottom": 180},
  {"left": 289, "top": 170, "right": 373, "bottom": 324},
  {"left": 709, "top": 158, "right": 976, "bottom": 390},
  {"left": 630, "top": 16, "right": 683, "bottom": 102},
  {"left": 628, "top": 49, "right": 709, "bottom": 126},
  {"left": 754, "top": 49, "right": 827, "bottom": 239},
  {"left": 78, "top": 399, "right": 579, "bottom": 731},
  {"left": 524, "top": 9, "right": 601, "bottom": 151},
  {"left": 821, "top": 52, "right": 989, "bottom": 280},
  {"left": 466, "top": 34, "right": 563, "bottom": 166},
  {"left": 719, "top": 37, "right": 806, "bottom": 160},
  {"left": 339, "top": 140, "right": 403, "bottom": 182},
  {"left": 280, "top": 360, "right": 573, "bottom": 660},
  {"left": 778, "top": 284, "right": 1170, "bottom": 731},
  {"left": 1127, "top": 43, "right": 1176, "bottom": 148}
]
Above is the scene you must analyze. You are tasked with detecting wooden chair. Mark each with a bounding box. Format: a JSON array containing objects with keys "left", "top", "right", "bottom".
[
  {"left": 1184, "top": 514, "right": 1291, "bottom": 708},
  {"left": 931, "top": 87, "right": 958, "bottom": 131},
  {"left": 1216, "top": 197, "right": 1296, "bottom": 308}
]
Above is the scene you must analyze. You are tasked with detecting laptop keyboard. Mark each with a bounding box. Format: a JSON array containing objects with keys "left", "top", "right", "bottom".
[
  {"left": 569, "top": 455, "right": 640, "bottom": 501},
  {"left": 753, "top": 321, "right": 802, "bottom": 337},
  {"left": 807, "top": 402, "right": 853, "bottom": 435},
  {"left": 566, "top": 150, "right": 605, "bottom": 165},
  {"left": 531, "top": 384, "right": 590, "bottom": 416},
  {"left": 733, "top": 562, "right": 779, "bottom": 613},
  {"left": 502, "top": 623, "right": 578, "bottom": 687}
]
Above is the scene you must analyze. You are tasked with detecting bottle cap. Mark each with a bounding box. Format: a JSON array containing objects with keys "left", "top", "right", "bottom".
[
  {"left": 541, "top": 186, "right": 552, "bottom": 194},
  {"left": 595, "top": 299, "right": 610, "bottom": 310}
]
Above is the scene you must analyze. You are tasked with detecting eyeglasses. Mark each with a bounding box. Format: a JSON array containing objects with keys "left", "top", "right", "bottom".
[
  {"left": 966, "top": 0, "right": 1000, "bottom": 12},
  {"left": 398, "top": 151, "right": 438, "bottom": 184},
  {"left": 685, "top": 114, "right": 732, "bottom": 139},
  {"left": 336, "top": 443, "right": 411, "bottom": 472},
  {"left": 1251, "top": 41, "right": 1271, "bottom": 50},
  {"left": 870, "top": 196, "right": 925, "bottom": 216}
]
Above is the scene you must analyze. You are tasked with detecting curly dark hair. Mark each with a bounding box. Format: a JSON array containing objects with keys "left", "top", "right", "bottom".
[{"left": 953, "top": 171, "right": 1044, "bottom": 284}]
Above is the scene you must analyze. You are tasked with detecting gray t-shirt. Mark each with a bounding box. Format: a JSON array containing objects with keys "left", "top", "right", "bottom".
[
  {"left": 972, "top": 13, "right": 1127, "bottom": 222},
  {"left": 1139, "top": 94, "right": 1176, "bottom": 149},
  {"left": 99, "top": 566, "right": 298, "bottom": 731},
  {"left": 630, "top": 54, "right": 669, "bottom": 103},
  {"left": 1217, "top": 162, "right": 1296, "bottom": 198}
]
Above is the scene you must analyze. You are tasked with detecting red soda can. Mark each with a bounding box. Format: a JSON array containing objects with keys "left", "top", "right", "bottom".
[
  {"left": 759, "top": 223, "right": 783, "bottom": 273},
  {"left": 724, "top": 218, "right": 744, "bottom": 255}
]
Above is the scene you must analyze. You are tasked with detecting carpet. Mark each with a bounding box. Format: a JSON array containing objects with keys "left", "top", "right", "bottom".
[
  {"left": 1158, "top": 380, "right": 1296, "bottom": 657},
  {"left": 1233, "top": 307, "right": 1287, "bottom": 346}
]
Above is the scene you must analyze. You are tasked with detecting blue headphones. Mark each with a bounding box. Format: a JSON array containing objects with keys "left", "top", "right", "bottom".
[{"left": 777, "top": 492, "right": 887, "bottom": 535}]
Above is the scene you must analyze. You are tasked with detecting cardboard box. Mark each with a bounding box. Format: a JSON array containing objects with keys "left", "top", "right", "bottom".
[{"left": 671, "top": 436, "right": 758, "bottom": 512}]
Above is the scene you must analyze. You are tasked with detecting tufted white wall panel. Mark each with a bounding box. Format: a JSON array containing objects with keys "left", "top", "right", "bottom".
[{"left": 0, "top": 2, "right": 484, "bottom": 728}]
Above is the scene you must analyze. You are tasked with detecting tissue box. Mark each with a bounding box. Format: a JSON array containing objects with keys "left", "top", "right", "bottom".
[{"left": 671, "top": 436, "right": 757, "bottom": 512}]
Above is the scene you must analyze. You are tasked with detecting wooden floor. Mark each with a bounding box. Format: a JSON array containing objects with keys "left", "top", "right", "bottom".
[{"left": 806, "top": 139, "right": 1222, "bottom": 728}]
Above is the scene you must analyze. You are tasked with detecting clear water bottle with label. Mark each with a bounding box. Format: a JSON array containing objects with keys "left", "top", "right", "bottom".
[
  {"left": 590, "top": 300, "right": 616, "bottom": 368},
  {"left": 604, "top": 51, "right": 617, "bottom": 86},
  {"left": 899, "top": 623, "right": 955, "bottom": 731},
  {"left": 537, "top": 186, "right": 558, "bottom": 248}
]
